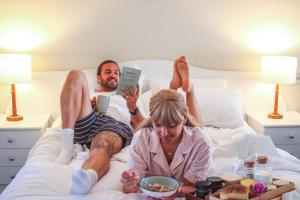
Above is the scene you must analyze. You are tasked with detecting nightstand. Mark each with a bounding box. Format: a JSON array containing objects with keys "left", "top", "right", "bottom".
[
  {"left": 0, "top": 114, "right": 50, "bottom": 193},
  {"left": 247, "top": 111, "right": 300, "bottom": 159}
]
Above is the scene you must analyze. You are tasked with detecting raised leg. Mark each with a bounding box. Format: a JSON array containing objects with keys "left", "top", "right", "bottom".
[
  {"left": 60, "top": 70, "right": 93, "bottom": 128},
  {"left": 56, "top": 70, "right": 93, "bottom": 164},
  {"left": 176, "top": 56, "right": 191, "bottom": 92},
  {"left": 186, "top": 86, "right": 203, "bottom": 128},
  {"left": 169, "top": 58, "right": 182, "bottom": 90},
  {"left": 170, "top": 57, "right": 203, "bottom": 127}
]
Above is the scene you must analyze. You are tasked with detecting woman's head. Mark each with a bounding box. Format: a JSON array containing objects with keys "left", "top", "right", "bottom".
[
  {"left": 138, "top": 89, "right": 199, "bottom": 142},
  {"left": 149, "top": 89, "right": 187, "bottom": 127}
]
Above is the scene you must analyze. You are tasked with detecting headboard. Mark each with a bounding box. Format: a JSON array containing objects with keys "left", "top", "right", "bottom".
[{"left": 2, "top": 59, "right": 287, "bottom": 124}]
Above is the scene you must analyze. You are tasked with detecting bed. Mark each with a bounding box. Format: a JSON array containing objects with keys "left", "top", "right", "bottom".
[{"left": 1, "top": 59, "right": 300, "bottom": 200}]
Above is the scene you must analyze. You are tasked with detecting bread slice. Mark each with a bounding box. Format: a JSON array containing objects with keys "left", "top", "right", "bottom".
[{"left": 220, "top": 184, "right": 249, "bottom": 200}]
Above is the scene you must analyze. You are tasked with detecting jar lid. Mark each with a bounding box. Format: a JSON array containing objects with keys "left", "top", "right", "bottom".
[
  {"left": 196, "top": 180, "right": 212, "bottom": 189},
  {"left": 257, "top": 156, "right": 268, "bottom": 163},
  {"left": 244, "top": 160, "right": 255, "bottom": 167},
  {"left": 206, "top": 177, "right": 222, "bottom": 183}
]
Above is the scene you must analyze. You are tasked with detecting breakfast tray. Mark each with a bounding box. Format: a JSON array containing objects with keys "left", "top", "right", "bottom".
[{"left": 209, "top": 180, "right": 295, "bottom": 200}]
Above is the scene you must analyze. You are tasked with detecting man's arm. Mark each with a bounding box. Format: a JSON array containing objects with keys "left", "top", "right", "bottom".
[
  {"left": 122, "top": 84, "right": 145, "bottom": 130},
  {"left": 129, "top": 106, "right": 145, "bottom": 130}
]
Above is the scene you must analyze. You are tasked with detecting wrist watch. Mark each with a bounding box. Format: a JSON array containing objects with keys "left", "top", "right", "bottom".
[{"left": 129, "top": 107, "right": 139, "bottom": 115}]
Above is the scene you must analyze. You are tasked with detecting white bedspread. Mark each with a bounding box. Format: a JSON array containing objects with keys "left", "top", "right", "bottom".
[{"left": 1, "top": 126, "right": 300, "bottom": 200}]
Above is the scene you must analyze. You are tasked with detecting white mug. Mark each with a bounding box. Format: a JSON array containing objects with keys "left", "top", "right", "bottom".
[{"left": 96, "top": 95, "right": 110, "bottom": 113}]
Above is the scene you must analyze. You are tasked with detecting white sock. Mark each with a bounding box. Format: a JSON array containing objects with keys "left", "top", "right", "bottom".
[
  {"left": 70, "top": 169, "right": 98, "bottom": 194},
  {"left": 56, "top": 128, "right": 74, "bottom": 164}
]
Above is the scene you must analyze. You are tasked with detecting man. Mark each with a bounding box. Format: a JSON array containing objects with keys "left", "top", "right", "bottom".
[{"left": 56, "top": 60, "right": 145, "bottom": 194}]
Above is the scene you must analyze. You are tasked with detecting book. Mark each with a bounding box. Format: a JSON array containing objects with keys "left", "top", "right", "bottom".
[{"left": 116, "top": 66, "right": 141, "bottom": 95}]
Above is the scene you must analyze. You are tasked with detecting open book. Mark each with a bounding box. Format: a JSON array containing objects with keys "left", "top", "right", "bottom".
[{"left": 116, "top": 66, "right": 141, "bottom": 95}]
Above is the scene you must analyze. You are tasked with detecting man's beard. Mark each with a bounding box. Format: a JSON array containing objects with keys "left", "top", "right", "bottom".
[{"left": 101, "top": 78, "right": 118, "bottom": 91}]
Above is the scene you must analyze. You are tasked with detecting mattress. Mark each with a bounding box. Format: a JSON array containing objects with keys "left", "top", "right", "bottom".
[{"left": 1, "top": 125, "right": 300, "bottom": 200}]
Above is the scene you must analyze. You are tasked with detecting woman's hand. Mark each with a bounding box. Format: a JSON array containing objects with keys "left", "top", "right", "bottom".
[{"left": 121, "top": 170, "right": 140, "bottom": 193}]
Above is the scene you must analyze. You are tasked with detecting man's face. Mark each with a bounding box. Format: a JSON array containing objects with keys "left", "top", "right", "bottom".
[
  {"left": 152, "top": 116, "right": 186, "bottom": 144},
  {"left": 97, "top": 63, "right": 120, "bottom": 92}
]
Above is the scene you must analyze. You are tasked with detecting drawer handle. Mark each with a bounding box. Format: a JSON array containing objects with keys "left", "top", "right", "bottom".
[
  {"left": 288, "top": 135, "right": 295, "bottom": 139},
  {"left": 9, "top": 174, "right": 15, "bottom": 179},
  {"left": 7, "top": 137, "right": 14, "bottom": 143},
  {"left": 8, "top": 155, "right": 15, "bottom": 161}
]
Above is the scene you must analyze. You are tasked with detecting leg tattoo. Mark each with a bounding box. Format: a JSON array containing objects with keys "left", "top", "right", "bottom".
[{"left": 90, "top": 131, "right": 123, "bottom": 157}]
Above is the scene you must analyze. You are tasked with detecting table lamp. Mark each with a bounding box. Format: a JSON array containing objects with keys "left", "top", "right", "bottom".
[
  {"left": 0, "top": 54, "right": 32, "bottom": 121},
  {"left": 261, "top": 56, "right": 297, "bottom": 119}
]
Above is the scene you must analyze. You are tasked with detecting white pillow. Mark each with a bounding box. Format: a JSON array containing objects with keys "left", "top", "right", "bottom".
[
  {"left": 195, "top": 87, "right": 245, "bottom": 128},
  {"left": 148, "top": 78, "right": 227, "bottom": 92}
]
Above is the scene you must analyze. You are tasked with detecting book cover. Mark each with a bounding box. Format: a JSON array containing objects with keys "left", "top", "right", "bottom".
[{"left": 116, "top": 66, "right": 141, "bottom": 95}]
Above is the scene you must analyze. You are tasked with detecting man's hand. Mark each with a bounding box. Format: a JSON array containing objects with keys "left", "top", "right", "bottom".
[
  {"left": 91, "top": 96, "right": 96, "bottom": 108},
  {"left": 122, "top": 84, "right": 140, "bottom": 112}
]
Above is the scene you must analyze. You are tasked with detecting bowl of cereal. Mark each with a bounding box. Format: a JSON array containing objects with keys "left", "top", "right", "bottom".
[{"left": 139, "top": 176, "right": 180, "bottom": 198}]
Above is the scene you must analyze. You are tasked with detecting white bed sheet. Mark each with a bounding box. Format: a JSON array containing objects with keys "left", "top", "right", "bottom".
[{"left": 1, "top": 126, "right": 300, "bottom": 200}]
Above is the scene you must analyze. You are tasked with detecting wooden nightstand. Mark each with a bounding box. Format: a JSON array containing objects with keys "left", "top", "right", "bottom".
[
  {"left": 0, "top": 114, "right": 50, "bottom": 193},
  {"left": 247, "top": 111, "right": 300, "bottom": 159}
]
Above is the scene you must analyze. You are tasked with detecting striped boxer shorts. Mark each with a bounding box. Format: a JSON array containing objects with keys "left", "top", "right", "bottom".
[{"left": 74, "top": 109, "right": 134, "bottom": 148}]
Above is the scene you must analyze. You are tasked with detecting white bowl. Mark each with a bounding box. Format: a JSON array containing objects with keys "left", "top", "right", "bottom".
[{"left": 139, "top": 176, "right": 180, "bottom": 198}]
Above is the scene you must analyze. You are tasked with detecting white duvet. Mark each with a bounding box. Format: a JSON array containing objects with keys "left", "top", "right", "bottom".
[{"left": 1, "top": 126, "right": 300, "bottom": 200}]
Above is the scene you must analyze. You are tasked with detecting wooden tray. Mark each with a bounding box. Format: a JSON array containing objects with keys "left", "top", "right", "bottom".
[{"left": 209, "top": 180, "right": 295, "bottom": 200}]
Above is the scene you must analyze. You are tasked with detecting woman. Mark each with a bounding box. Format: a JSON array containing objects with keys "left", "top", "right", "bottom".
[{"left": 121, "top": 57, "right": 212, "bottom": 198}]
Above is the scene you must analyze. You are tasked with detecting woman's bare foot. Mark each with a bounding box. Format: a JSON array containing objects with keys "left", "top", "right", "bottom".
[
  {"left": 176, "top": 56, "right": 192, "bottom": 92},
  {"left": 169, "top": 58, "right": 182, "bottom": 90}
]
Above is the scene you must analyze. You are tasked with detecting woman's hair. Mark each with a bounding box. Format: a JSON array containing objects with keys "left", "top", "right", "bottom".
[{"left": 138, "top": 89, "right": 200, "bottom": 129}]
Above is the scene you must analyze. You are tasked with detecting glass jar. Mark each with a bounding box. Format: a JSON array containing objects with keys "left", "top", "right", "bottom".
[
  {"left": 254, "top": 156, "right": 272, "bottom": 184},
  {"left": 243, "top": 160, "right": 255, "bottom": 179},
  {"left": 206, "top": 177, "right": 223, "bottom": 193}
]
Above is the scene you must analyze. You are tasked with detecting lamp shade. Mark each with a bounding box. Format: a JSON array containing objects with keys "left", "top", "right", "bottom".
[
  {"left": 0, "top": 54, "right": 32, "bottom": 84},
  {"left": 261, "top": 56, "right": 297, "bottom": 84}
]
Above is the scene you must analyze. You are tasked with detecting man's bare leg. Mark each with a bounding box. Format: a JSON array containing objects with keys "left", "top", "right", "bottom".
[
  {"left": 60, "top": 70, "right": 93, "bottom": 128},
  {"left": 56, "top": 70, "right": 93, "bottom": 164},
  {"left": 71, "top": 131, "right": 123, "bottom": 194}
]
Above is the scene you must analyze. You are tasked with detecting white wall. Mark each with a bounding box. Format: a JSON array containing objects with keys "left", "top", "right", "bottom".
[{"left": 0, "top": 0, "right": 300, "bottom": 112}]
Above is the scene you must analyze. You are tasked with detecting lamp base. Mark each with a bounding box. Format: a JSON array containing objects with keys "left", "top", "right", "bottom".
[
  {"left": 267, "top": 112, "right": 283, "bottom": 119},
  {"left": 7, "top": 114, "right": 23, "bottom": 121}
]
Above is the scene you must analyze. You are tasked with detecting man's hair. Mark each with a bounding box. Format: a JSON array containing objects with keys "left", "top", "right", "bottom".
[{"left": 97, "top": 60, "right": 120, "bottom": 76}]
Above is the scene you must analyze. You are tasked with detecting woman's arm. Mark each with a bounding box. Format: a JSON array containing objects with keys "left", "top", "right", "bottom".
[{"left": 122, "top": 129, "right": 149, "bottom": 193}]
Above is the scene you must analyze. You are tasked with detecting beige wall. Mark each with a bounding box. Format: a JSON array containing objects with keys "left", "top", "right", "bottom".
[{"left": 0, "top": 0, "right": 300, "bottom": 112}]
